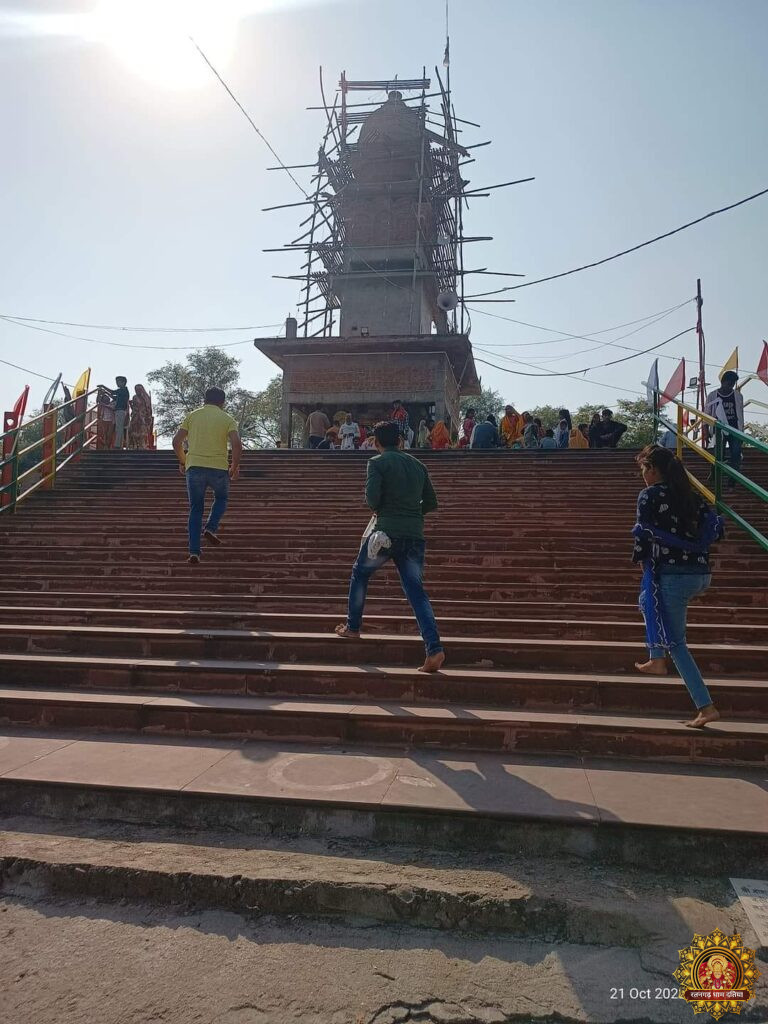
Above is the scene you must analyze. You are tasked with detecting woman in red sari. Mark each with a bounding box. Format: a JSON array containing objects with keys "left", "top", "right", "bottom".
[{"left": 458, "top": 407, "right": 476, "bottom": 449}]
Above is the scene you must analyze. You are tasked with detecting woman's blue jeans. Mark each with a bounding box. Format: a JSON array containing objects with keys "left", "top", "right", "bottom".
[
  {"left": 346, "top": 538, "right": 443, "bottom": 656},
  {"left": 643, "top": 568, "right": 713, "bottom": 709}
]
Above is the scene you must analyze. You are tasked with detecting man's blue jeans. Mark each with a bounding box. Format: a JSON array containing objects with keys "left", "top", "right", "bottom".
[
  {"left": 725, "top": 435, "right": 742, "bottom": 483},
  {"left": 346, "top": 538, "right": 443, "bottom": 656},
  {"left": 186, "top": 467, "right": 229, "bottom": 556},
  {"left": 644, "top": 569, "right": 713, "bottom": 709}
]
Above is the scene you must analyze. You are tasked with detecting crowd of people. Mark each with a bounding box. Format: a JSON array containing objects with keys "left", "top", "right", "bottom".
[
  {"left": 304, "top": 402, "right": 628, "bottom": 452},
  {"left": 96, "top": 376, "right": 154, "bottom": 450}
]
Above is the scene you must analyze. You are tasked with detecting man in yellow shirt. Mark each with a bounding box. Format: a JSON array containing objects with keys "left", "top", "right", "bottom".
[{"left": 172, "top": 387, "right": 243, "bottom": 564}]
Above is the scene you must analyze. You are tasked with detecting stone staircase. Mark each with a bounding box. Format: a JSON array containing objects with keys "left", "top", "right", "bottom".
[{"left": 1, "top": 447, "right": 767, "bottom": 864}]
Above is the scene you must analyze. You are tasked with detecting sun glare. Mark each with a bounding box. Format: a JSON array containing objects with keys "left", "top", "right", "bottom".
[{"left": 90, "top": 0, "right": 240, "bottom": 90}]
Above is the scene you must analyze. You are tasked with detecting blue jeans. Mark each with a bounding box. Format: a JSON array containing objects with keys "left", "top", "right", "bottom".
[
  {"left": 186, "top": 467, "right": 229, "bottom": 555},
  {"left": 346, "top": 538, "right": 443, "bottom": 656},
  {"left": 644, "top": 569, "right": 713, "bottom": 709},
  {"left": 724, "top": 435, "right": 742, "bottom": 483}
]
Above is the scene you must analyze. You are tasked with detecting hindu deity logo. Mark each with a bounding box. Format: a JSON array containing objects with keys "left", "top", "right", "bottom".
[{"left": 674, "top": 928, "right": 760, "bottom": 1020}]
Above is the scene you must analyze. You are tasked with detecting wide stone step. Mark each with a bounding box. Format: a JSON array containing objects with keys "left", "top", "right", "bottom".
[
  {"left": 6, "top": 574, "right": 767, "bottom": 606},
  {"left": 1, "top": 623, "right": 767, "bottom": 677},
  {"left": 3, "top": 593, "right": 767, "bottom": 623},
  {"left": 0, "top": 549, "right": 759, "bottom": 573},
  {"left": 1, "top": 686, "right": 766, "bottom": 764},
  {"left": 1, "top": 649, "right": 765, "bottom": 720},
  {"left": 2, "top": 606, "right": 768, "bottom": 643}
]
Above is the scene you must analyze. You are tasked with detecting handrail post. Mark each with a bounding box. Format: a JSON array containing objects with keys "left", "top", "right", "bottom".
[
  {"left": 676, "top": 402, "right": 683, "bottom": 460},
  {"left": 0, "top": 410, "right": 20, "bottom": 512},
  {"left": 41, "top": 403, "right": 58, "bottom": 490},
  {"left": 714, "top": 423, "right": 723, "bottom": 503}
]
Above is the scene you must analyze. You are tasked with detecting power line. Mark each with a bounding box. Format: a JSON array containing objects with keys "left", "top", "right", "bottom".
[
  {"left": 468, "top": 300, "right": 692, "bottom": 348},
  {"left": 0, "top": 315, "right": 281, "bottom": 334},
  {"left": 0, "top": 316, "right": 259, "bottom": 352},
  {"left": 499, "top": 185, "right": 768, "bottom": 292},
  {"left": 0, "top": 357, "right": 69, "bottom": 385},
  {"left": 475, "top": 303, "right": 690, "bottom": 365},
  {"left": 474, "top": 325, "right": 695, "bottom": 378},
  {"left": 188, "top": 36, "right": 308, "bottom": 198},
  {"left": 474, "top": 354, "right": 643, "bottom": 397},
  {"left": 469, "top": 303, "right": 739, "bottom": 372}
]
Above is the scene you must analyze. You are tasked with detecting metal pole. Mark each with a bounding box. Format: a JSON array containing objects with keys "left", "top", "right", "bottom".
[
  {"left": 696, "top": 278, "right": 705, "bottom": 411},
  {"left": 1, "top": 410, "right": 20, "bottom": 511},
  {"left": 41, "top": 403, "right": 57, "bottom": 490}
]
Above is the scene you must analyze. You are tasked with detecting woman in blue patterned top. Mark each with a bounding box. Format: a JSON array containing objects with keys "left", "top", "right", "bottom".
[{"left": 632, "top": 445, "right": 724, "bottom": 728}]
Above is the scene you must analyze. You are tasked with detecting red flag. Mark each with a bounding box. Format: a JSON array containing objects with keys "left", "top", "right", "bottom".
[
  {"left": 758, "top": 340, "right": 768, "bottom": 385},
  {"left": 659, "top": 358, "right": 686, "bottom": 406}
]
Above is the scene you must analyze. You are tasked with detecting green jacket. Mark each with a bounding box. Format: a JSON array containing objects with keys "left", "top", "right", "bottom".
[{"left": 365, "top": 449, "right": 438, "bottom": 540}]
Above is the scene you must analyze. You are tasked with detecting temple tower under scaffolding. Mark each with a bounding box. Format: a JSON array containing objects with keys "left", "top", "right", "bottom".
[{"left": 254, "top": 71, "right": 482, "bottom": 446}]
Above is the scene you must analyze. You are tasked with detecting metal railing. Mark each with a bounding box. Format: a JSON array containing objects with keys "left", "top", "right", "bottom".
[
  {"left": 653, "top": 391, "right": 768, "bottom": 553},
  {"left": 0, "top": 389, "right": 99, "bottom": 514}
]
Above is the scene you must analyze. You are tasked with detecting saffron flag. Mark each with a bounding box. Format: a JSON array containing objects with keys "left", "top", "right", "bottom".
[
  {"left": 757, "top": 340, "right": 768, "bottom": 385},
  {"left": 646, "top": 358, "right": 659, "bottom": 407},
  {"left": 73, "top": 368, "right": 91, "bottom": 398},
  {"left": 660, "top": 358, "right": 685, "bottom": 407},
  {"left": 719, "top": 347, "right": 739, "bottom": 380}
]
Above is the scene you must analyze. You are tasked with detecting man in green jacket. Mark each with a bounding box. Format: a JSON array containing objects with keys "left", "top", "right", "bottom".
[{"left": 335, "top": 420, "right": 444, "bottom": 672}]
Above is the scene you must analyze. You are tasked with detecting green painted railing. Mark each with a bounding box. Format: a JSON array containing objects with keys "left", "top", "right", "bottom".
[{"left": 653, "top": 392, "right": 768, "bottom": 553}]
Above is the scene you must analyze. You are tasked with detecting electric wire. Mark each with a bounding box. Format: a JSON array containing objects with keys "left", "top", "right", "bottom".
[
  {"left": 0, "top": 315, "right": 281, "bottom": 333},
  {"left": 475, "top": 304, "right": 690, "bottom": 365},
  {"left": 188, "top": 36, "right": 308, "bottom": 198},
  {"left": 468, "top": 300, "right": 692, "bottom": 348},
  {"left": 500, "top": 186, "right": 768, "bottom": 292},
  {"left": 0, "top": 357, "right": 66, "bottom": 384},
  {"left": 0, "top": 316, "right": 258, "bottom": 352},
  {"left": 473, "top": 325, "right": 695, "bottom": 378}
]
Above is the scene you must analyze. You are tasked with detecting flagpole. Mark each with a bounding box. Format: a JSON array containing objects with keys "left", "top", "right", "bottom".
[{"left": 696, "top": 278, "right": 705, "bottom": 412}]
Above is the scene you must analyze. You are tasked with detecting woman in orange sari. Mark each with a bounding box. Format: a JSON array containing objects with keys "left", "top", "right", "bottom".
[{"left": 430, "top": 420, "right": 451, "bottom": 450}]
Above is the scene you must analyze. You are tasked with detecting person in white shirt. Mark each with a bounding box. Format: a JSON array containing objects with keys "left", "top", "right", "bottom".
[
  {"left": 338, "top": 413, "right": 360, "bottom": 451},
  {"left": 704, "top": 371, "right": 744, "bottom": 487}
]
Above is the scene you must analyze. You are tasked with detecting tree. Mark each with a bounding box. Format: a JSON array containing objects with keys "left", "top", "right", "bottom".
[
  {"left": 746, "top": 421, "right": 768, "bottom": 443},
  {"left": 459, "top": 386, "right": 505, "bottom": 421},
  {"left": 147, "top": 348, "right": 243, "bottom": 439},
  {"left": 529, "top": 405, "right": 563, "bottom": 429},
  {"left": 615, "top": 398, "right": 656, "bottom": 448},
  {"left": 147, "top": 348, "right": 288, "bottom": 448},
  {"left": 574, "top": 403, "right": 602, "bottom": 427}
]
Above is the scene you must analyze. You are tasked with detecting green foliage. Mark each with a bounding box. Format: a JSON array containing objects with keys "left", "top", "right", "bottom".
[
  {"left": 528, "top": 405, "right": 564, "bottom": 428},
  {"left": 746, "top": 421, "right": 768, "bottom": 443},
  {"left": 615, "top": 398, "right": 656, "bottom": 448},
  {"left": 574, "top": 403, "right": 602, "bottom": 427},
  {"left": 459, "top": 386, "right": 505, "bottom": 421},
  {"left": 146, "top": 347, "right": 288, "bottom": 448}
]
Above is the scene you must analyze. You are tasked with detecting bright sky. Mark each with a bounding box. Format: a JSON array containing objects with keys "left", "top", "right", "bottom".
[{"left": 2, "top": 0, "right": 767, "bottom": 422}]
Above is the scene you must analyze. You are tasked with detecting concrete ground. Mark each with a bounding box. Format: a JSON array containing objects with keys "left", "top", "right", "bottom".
[
  {"left": 0, "top": 894, "right": 749, "bottom": 1024},
  {"left": 1, "top": 818, "right": 766, "bottom": 1024}
]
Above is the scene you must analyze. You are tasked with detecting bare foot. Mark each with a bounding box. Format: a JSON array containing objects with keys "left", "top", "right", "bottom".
[
  {"left": 334, "top": 624, "right": 360, "bottom": 639},
  {"left": 418, "top": 651, "right": 446, "bottom": 674},
  {"left": 634, "top": 659, "right": 669, "bottom": 676},
  {"left": 686, "top": 705, "right": 721, "bottom": 729},
  {"left": 187, "top": 554, "right": 200, "bottom": 565},
  {"left": 203, "top": 530, "right": 222, "bottom": 546}
]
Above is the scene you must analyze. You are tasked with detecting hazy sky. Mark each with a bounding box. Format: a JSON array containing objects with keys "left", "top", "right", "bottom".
[{"left": 2, "top": 0, "right": 767, "bottom": 422}]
